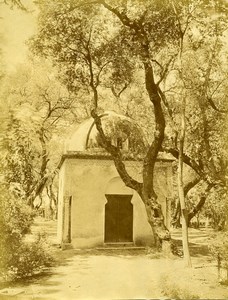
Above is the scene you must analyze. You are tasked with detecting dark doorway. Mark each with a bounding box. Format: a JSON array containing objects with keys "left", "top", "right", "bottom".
[{"left": 104, "top": 194, "right": 133, "bottom": 243}]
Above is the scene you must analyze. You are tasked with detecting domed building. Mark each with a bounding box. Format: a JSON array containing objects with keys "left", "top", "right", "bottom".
[{"left": 57, "top": 111, "right": 174, "bottom": 248}]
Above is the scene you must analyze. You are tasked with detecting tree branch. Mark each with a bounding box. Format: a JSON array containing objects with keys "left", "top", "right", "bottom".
[
  {"left": 91, "top": 110, "right": 143, "bottom": 195},
  {"left": 187, "top": 196, "right": 206, "bottom": 225},
  {"left": 111, "top": 82, "right": 128, "bottom": 98},
  {"left": 99, "top": 0, "right": 138, "bottom": 29},
  {"left": 155, "top": 55, "right": 177, "bottom": 86},
  {"left": 95, "top": 60, "right": 112, "bottom": 87},
  {"left": 207, "top": 97, "right": 228, "bottom": 113},
  {"left": 187, "top": 183, "right": 214, "bottom": 226},
  {"left": 162, "top": 147, "right": 203, "bottom": 176}
]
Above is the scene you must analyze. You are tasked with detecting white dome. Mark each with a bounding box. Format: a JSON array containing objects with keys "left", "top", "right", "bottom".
[
  {"left": 65, "top": 111, "right": 147, "bottom": 154},
  {"left": 65, "top": 117, "right": 94, "bottom": 152}
]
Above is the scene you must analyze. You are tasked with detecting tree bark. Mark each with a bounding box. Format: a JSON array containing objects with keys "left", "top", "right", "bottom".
[{"left": 142, "top": 194, "right": 170, "bottom": 247}]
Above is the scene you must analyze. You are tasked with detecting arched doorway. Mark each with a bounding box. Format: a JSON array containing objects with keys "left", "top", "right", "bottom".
[{"left": 104, "top": 177, "right": 133, "bottom": 243}]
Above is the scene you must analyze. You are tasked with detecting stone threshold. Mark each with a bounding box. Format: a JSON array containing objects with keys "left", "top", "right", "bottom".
[
  {"left": 60, "top": 242, "right": 146, "bottom": 251},
  {"left": 96, "top": 243, "right": 146, "bottom": 250}
]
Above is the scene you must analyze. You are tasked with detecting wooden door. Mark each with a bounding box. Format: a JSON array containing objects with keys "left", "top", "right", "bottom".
[{"left": 104, "top": 194, "right": 133, "bottom": 243}]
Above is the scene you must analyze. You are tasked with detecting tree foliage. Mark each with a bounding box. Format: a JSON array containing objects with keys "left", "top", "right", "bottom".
[{"left": 0, "top": 60, "right": 88, "bottom": 208}]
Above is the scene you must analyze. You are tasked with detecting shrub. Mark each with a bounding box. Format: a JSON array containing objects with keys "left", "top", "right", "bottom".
[
  {"left": 0, "top": 186, "right": 35, "bottom": 236},
  {"left": 0, "top": 188, "right": 32, "bottom": 273},
  {"left": 208, "top": 231, "right": 228, "bottom": 284},
  {"left": 0, "top": 187, "right": 53, "bottom": 281},
  {"left": 2, "top": 233, "right": 53, "bottom": 281}
]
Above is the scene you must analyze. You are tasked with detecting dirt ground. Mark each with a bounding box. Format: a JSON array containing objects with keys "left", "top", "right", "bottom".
[{"left": 1, "top": 218, "right": 228, "bottom": 300}]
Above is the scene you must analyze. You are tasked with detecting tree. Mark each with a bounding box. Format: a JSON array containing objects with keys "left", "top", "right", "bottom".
[
  {"left": 0, "top": 59, "right": 87, "bottom": 210},
  {"left": 165, "top": 13, "right": 228, "bottom": 228},
  {"left": 30, "top": 0, "right": 228, "bottom": 249}
]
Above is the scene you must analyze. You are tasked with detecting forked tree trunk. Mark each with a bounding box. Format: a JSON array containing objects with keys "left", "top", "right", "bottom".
[{"left": 90, "top": 2, "right": 172, "bottom": 251}]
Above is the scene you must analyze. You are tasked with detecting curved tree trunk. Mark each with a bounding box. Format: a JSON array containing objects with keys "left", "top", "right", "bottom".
[{"left": 140, "top": 45, "right": 171, "bottom": 249}]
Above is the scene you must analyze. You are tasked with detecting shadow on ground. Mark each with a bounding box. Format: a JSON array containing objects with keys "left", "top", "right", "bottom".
[{"left": 173, "top": 239, "right": 209, "bottom": 257}]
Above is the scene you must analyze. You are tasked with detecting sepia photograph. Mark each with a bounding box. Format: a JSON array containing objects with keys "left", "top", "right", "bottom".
[{"left": 0, "top": 0, "right": 228, "bottom": 299}]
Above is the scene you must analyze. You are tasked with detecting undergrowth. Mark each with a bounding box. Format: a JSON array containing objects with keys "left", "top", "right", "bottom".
[
  {"left": 160, "top": 274, "right": 200, "bottom": 299},
  {"left": 0, "top": 187, "right": 54, "bottom": 281}
]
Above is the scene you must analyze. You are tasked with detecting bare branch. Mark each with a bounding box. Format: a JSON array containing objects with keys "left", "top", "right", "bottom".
[
  {"left": 207, "top": 97, "right": 228, "bottom": 113},
  {"left": 111, "top": 82, "right": 128, "bottom": 98},
  {"left": 151, "top": 59, "right": 163, "bottom": 71}
]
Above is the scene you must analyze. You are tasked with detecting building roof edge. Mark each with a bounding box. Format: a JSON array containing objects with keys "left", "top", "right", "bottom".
[{"left": 57, "top": 151, "right": 175, "bottom": 169}]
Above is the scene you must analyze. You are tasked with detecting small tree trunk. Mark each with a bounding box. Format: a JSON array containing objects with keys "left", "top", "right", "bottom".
[
  {"left": 218, "top": 253, "right": 221, "bottom": 280},
  {"left": 178, "top": 155, "right": 191, "bottom": 267},
  {"left": 181, "top": 208, "right": 192, "bottom": 266},
  {"left": 178, "top": 95, "right": 192, "bottom": 268}
]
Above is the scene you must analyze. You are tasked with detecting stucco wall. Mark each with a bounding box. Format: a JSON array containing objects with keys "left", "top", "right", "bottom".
[{"left": 58, "top": 157, "right": 173, "bottom": 248}]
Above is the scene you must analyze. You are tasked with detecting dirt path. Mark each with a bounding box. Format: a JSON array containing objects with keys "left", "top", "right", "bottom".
[
  {"left": 2, "top": 219, "right": 228, "bottom": 300},
  {"left": 6, "top": 251, "right": 228, "bottom": 300},
  {"left": 15, "top": 254, "right": 167, "bottom": 299}
]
